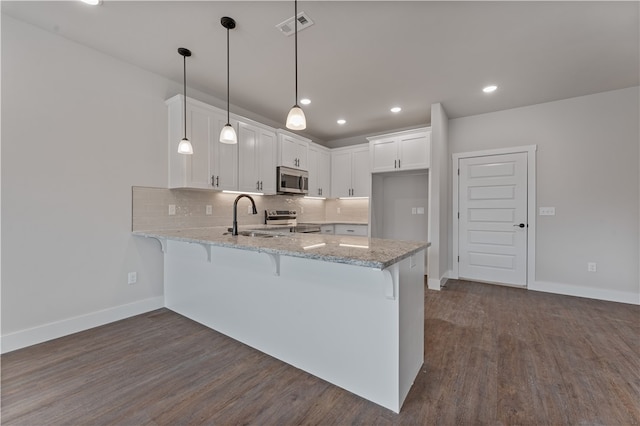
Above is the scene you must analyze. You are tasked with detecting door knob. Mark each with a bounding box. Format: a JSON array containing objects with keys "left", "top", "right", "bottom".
[{"left": 514, "top": 223, "right": 525, "bottom": 228}]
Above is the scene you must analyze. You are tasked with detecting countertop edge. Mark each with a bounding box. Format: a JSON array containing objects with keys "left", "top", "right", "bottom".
[{"left": 133, "top": 230, "right": 428, "bottom": 270}]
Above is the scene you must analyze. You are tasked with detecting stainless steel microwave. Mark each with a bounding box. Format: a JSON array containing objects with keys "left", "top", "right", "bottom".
[{"left": 277, "top": 166, "right": 309, "bottom": 195}]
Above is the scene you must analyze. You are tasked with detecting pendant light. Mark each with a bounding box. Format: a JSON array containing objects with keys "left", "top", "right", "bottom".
[
  {"left": 177, "top": 47, "right": 193, "bottom": 155},
  {"left": 286, "top": 0, "right": 306, "bottom": 130},
  {"left": 220, "top": 17, "right": 238, "bottom": 144}
]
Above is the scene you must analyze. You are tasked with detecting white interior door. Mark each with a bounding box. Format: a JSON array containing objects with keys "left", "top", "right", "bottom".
[{"left": 458, "top": 152, "right": 528, "bottom": 286}]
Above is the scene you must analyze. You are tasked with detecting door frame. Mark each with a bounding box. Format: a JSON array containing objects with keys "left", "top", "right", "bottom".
[{"left": 451, "top": 145, "right": 537, "bottom": 287}]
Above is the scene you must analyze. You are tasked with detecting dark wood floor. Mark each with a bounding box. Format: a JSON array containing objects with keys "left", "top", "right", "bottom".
[{"left": 2, "top": 280, "right": 639, "bottom": 425}]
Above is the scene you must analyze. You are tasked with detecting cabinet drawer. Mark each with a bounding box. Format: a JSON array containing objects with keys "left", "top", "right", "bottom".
[
  {"left": 334, "top": 224, "right": 368, "bottom": 236},
  {"left": 320, "top": 225, "right": 334, "bottom": 234}
]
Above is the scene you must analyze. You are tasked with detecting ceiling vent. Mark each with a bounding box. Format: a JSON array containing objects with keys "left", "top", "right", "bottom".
[{"left": 276, "top": 12, "right": 314, "bottom": 36}]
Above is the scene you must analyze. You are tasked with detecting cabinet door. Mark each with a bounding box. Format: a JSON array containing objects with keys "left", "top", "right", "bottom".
[
  {"left": 331, "top": 151, "right": 352, "bottom": 198},
  {"left": 307, "top": 146, "right": 320, "bottom": 196},
  {"left": 317, "top": 149, "right": 331, "bottom": 197},
  {"left": 370, "top": 137, "right": 398, "bottom": 173},
  {"left": 399, "top": 131, "right": 430, "bottom": 170},
  {"left": 183, "top": 103, "right": 214, "bottom": 189},
  {"left": 238, "top": 123, "right": 260, "bottom": 192},
  {"left": 279, "top": 134, "right": 309, "bottom": 170},
  {"left": 351, "top": 148, "right": 371, "bottom": 197},
  {"left": 211, "top": 115, "right": 238, "bottom": 191},
  {"left": 295, "top": 139, "right": 309, "bottom": 170},
  {"left": 258, "top": 129, "right": 277, "bottom": 194}
]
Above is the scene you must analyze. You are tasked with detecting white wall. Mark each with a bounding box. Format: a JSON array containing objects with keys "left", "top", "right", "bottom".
[
  {"left": 1, "top": 16, "right": 169, "bottom": 351},
  {"left": 449, "top": 87, "right": 640, "bottom": 304}
]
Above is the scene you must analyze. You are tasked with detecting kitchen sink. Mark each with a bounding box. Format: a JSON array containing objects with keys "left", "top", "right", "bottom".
[{"left": 225, "top": 230, "right": 281, "bottom": 238}]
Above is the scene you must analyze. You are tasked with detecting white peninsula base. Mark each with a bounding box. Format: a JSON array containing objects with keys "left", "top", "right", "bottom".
[{"left": 164, "top": 240, "right": 425, "bottom": 413}]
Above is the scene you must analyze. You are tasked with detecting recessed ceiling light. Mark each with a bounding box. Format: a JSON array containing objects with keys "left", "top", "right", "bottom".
[
  {"left": 390, "top": 107, "right": 402, "bottom": 113},
  {"left": 300, "top": 98, "right": 311, "bottom": 105},
  {"left": 80, "top": 0, "right": 102, "bottom": 5},
  {"left": 337, "top": 119, "right": 346, "bottom": 125},
  {"left": 483, "top": 85, "right": 498, "bottom": 93}
]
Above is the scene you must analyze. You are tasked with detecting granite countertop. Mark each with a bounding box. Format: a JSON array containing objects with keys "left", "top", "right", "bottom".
[{"left": 133, "top": 226, "right": 428, "bottom": 269}]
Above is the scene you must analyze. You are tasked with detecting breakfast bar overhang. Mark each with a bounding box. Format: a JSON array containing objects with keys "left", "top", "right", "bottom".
[{"left": 136, "top": 229, "right": 427, "bottom": 413}]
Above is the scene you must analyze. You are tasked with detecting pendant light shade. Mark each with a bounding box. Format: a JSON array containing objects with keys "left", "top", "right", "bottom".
[
  {"left": 219, "top": 124, "right": 237, "bottom": 144},
  {"left": 220, "top": 16, "right": 238, "bottom": 144},
  {"left": 177, "top": 47, "right": 193, "bottom": 155},
  {"left": 286, "top": 106, "right": 306, "bottom": 130},
  {"left": 286, "top": 0, "right": 306, "bottom": 130}
]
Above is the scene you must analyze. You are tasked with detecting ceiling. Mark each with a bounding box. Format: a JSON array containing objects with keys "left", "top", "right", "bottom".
[{"left": 3, "top": 1, "right": 638, "bottom": 145}]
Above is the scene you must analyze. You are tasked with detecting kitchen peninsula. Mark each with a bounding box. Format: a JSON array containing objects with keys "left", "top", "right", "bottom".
[{"left": 135, "top": 227, "right": 428, "bottom": 412}]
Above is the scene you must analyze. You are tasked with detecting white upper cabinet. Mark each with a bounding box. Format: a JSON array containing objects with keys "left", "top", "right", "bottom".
[
  {"left": 166, "top": 95, "right": 238, "bottom": 190},
  {"left": 308, "top": 143, "right": 331, "bottom": 197},
  {"left": 238, "top": 120, "right": 277, "bottom": 195},
  {"left": 277, "top": 130, "right": 309, "bottom": 170},
  {"left": 368, "top": 128, "right": 431, "bottom": 173},
  {"left": 331, "top": 144, "right": 370, "bottom": 198}
]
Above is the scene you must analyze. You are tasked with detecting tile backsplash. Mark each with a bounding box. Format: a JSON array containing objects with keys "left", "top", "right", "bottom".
[{"left": 132, "top": 187, "right": 369, "bottom": 231}]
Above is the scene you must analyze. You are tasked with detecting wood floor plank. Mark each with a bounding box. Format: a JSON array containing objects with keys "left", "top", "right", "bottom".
[{"left": 2, "top": 280, "right": 639, "bottom": 425}]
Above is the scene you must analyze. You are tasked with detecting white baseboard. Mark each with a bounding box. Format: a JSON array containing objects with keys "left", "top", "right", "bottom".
[
  {"left": 530, "top": 281, "right": 640, "bottom": 305},
  {"left": 427, "top": 271, "right": 452, "bottom": 291},
  {"left": 1, "top": 296, "right": 165, "bottom": 354},
  {"left": 427, "top": 278, "right": 441, "bottom": 290}
]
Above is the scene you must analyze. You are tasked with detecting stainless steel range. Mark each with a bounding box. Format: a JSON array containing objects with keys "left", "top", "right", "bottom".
[{"left": 264, "top": 210, "right": 320, "bottom": 233}]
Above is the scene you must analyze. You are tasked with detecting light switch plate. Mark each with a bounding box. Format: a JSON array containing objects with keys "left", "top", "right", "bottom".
[
  {"left": 206, "top": 205, "right": 212, "bottom": 215},
  {"left": 168, "top": 204, "right": 176, "bottom": 216},
  {"left": 411, "top": 207, "right": 417, "bottom": 215},
  {"left": 539, "top": 207, "right": 555, "bottom": 216},
  {"left": 417, "top": 207, "right": 425, "bottom": 215},
  {"left": 127, "top": 272, "right": 137, "bottom": 285}
]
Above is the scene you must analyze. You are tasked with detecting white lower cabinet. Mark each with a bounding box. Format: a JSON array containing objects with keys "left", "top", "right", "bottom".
[
  {"left": 320, "top": 224, "right": 334, "bottom": 235},
  {"left": 238, "top": 121, "right": 277, "bottom": 194},
  {"left": 334, "top": 224, "right": 368, "bottom": 236}
]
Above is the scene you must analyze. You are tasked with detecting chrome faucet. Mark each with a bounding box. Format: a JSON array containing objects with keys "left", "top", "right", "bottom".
[{"left": 231, "top": 194, "right": 258, "bottom": 236}]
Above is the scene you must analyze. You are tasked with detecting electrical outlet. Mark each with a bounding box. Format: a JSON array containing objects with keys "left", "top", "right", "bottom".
[
  {"left": 248, "top": 205, "right": 253, "bottom": 214},
  {"left": 337, "top": 207, "right": 341, "bottom": 214},
  {"left": 417, "top": 207, "right": 425, "bottom": 214},
  {"left": 127, "top": 272, "right": 137, "bottom": 285},
  {"left": 539, "top": 207, "right": 555, "bottom": 216},
  {"left": 206, "top": 205, "right": 212, "bottom": 215},
  {"left": 300, "top": 206, "right": 304, "bottom": 214},
  {"left": 411, "top": 207, "right": 417, "bottom": 214},
  {"left": 587, "top": 262, "right": 597, "bottom": 272},
  {"left": 168, "top": 204, "right": 176, "bottom": 216}
]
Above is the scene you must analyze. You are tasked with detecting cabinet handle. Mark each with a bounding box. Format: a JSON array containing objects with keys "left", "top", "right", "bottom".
[
  {"left": 216, "top": 176, "right": 219, "bottom": 187},
  {"left": 394, "top": 160, "right": 397, "bottom": 169},
  {"left": 347, "top": 229, "right": 354, "bottom": 232},
  {"left": 256, "top": 181, "right": 260, "bottom": 190},
  {"left": 211, "top": 175, "right": 215, "bottom": 187},
  {"left": 398, "top": 159, "right": 401, "bottom": 168},
  {"left": 260, "top": 181, "right": 263, "bottom": 191}
]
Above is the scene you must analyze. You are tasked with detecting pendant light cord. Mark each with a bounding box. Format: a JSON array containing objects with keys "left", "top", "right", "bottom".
[
  {"left": 294, "top": 0, "right": 298, "bottom": 107},
  {"left": 183, "top": 54, "right": 188, "bottom": 140},
  {"left": 227, "top": 25, "right": 231, "bottom": 125}
]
